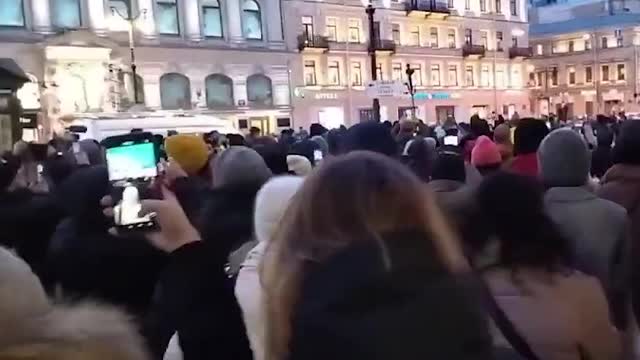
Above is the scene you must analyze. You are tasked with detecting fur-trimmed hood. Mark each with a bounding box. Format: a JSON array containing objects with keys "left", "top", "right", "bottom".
[{"left": 0, "top": 248, "right": 148, "bottom": 360}]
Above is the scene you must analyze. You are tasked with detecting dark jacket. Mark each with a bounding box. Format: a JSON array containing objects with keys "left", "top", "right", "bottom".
[
  {"left": 46, "top": 166, "right": 166, "bottom": 318},
  {"left": 597, "top": 164, "right": 640, "bottom": 324},
  {"left": 143, "top": 241, "right": 252, "bottom": 360},
  {"left": 288, "top": 231, "right": 494, "bottom": 360},
  {"left": 0, "top": 188, "right": 63, "bottom": 282},
  {"left": 591, "top": 146, "right": 613, "bottom": 179},
  {"left": 198, "top": 182, "right": 262, "bottom": 266}
]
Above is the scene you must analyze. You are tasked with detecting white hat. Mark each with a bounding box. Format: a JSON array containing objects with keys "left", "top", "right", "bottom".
[
  {"left": 254, "top": 176, "right": 304, "bottom": 243},
  {"left": 287, "top": 155, "right": 312, "bottom": 176}
]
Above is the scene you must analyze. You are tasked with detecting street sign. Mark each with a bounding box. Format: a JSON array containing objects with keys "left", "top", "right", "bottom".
[{"left": 365, "top": 80, "right": 406, "bottom": 98}]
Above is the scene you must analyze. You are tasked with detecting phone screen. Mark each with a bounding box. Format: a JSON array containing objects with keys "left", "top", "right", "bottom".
[
  {"left": 444, "top": 136, "right": 459, "bottom": 146},
  {"left": 314, "top": 150, "right": 323, "bottom": 162},
  {"left": 105, "top": 138, "right": 158, "bottom": 229}
]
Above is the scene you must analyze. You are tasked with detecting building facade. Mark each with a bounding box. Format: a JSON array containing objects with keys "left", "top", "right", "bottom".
[
  {"left": 528, "top": 0, "right": 640, "bottom": 117},
  {"left": 284, "top": 0, "right": 531, "bottom": 128},
  {"left": 0, "top": 0, "right": 293, "bottom": 139}
]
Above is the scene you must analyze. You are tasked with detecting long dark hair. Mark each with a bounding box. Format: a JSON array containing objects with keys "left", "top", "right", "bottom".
[{"left": 475, "top": 173, "right": 571, "bottom": 272}]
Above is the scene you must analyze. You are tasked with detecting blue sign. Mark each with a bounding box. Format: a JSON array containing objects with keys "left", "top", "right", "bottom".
[{"left": 412, "top": 92, "right": 451, "bottom": 100}]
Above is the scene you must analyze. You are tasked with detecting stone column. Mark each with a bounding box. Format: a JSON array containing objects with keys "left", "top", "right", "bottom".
[
  {"left": 184, "top": 0, "right": 203, "bottom": 41},
  {"left": 226, "top": 0, "right": 245, "bottom": 44},
  {"left": 31, "top": 0, "right": 53, "bottom": 34},
  {"left": 88, "top": 0, "right": 108, "bottom": 35}
]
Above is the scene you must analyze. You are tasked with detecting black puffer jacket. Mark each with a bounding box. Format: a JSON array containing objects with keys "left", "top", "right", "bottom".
[
  {"left": 289, "top": 231, "right": 495, "bottom": 360},
  {"left": 46, "top": 166, "right": 166, "bottom": 318}
]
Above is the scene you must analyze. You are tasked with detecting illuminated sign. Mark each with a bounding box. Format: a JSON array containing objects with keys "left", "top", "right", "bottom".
[{"left": 413, "top": 92, "right": 456, "bottom": 100}]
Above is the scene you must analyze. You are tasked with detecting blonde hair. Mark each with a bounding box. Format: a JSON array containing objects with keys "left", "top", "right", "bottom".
[{"left": 261, "top": 151, "right": 467, "bottom": 360}]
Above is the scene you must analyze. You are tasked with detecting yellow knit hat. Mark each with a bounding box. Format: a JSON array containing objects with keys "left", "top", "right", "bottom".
[{"left": 164, "top": 135, "right": 209, "bottom": 176}]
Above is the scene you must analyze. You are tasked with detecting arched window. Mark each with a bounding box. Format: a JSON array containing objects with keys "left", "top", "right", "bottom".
[
  {"left": 246, "top": 74, "right": 272, "bottom": 107},
  {"left": 203, "top": 0, "right": 223, "bottom": 38},
  {"left": 118, "top": 72, "right": 145, "bottom": 106},
  {"left": 205, "top": 74, "right": 234, "bottom": 108},
  {"left": 242, "top": 0, "right": 262, "bottom": 40},
  {"left": 52, "top": 0, "right": 81, "bottom": 28},
  {"left": 160, "top": 73, "right": 191, "bottom": 109},
  {"left": 0, "top": 0, "right": 24, "bottom": 26}
]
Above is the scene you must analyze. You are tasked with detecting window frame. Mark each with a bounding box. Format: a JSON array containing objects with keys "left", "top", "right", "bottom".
[
  {"left": 205, "top": 73, "right": 234, "bottom": 108},
  {"left": 160, "top": 72, "right": 192, "bottom": 110},
  {"left": 376, "top": 63, "right": 384, "bottom": 81},
  {"left": 351, "top": 62, "right": 363, "bottom": 86},
  {"left": 617, "top": 63, "right": 625, "bottom": 81},
  {"left": 465, "top": 65, "right": 474, "bottom": 86},
  {"left": 392, "top": 62, "right": 403, "bottom": 81},
  {"left": 448, "top": 65, "right": 458, "bottom": 86},
  {"left": 568, "top": 66, "right": 576, "bottom": 85},
  {"left": 601, "top": 36, "right": 608, "bottom": 49},
  {"left": 156, "top": 0, "right": 180, "bottom": 35},
  {"left": 430, "top": 27, "right": 439, "bottom": 48},
  {"left": 447, "top": 29, "right": 456, "bottom": 48},
  {"left": 509, "top": 0, "right": 517, "bottom": 15},
  {"left": 202, "top": 0, "right": 224, "bottom": 38},
  {"left": 495, "top": 0, "right": 501, "bottom": 13},
  {"left": 51, "top": 0, "right": 82, "bottom": 29},
  {"left": 409, "top": 25, "right": 420, "bottom": 46},
  {"left": 242, "top": 0, "right": 263, "bottom": 40},
  {"left": 326, "top": 17, "right": 338, "bottom": 42},
  {"left": 410, "top": 64, "right": 422, "bottom": 86},
  {"left": 0, "top": 0, "right": 25, "bottom": 27},
  {"left": 480, "top": 0, "right": 487, "bottom": 12},
  {"left": 327, "top": 60, "right": 341, "bottom": 85},
  {"left": 602, "top": 64, "right": 610, "bottom": 82},
  {"left": 304, "top": 60, "right": 317, "bottom": 86},
  {"left": 496, "top": 31, "right": 503, "bottom": 51},
  {"left": 568, "top": 40, "right": 574, "bottom": 52},
  {"left": 481, "top": 64, "right": 490, "bottom": 87},
  {"left": 391, "top": 23, "right": 401, "bottom": 44},
  {"left": 430, "top": 64, "right": 441, "bottom": 86},
  {"left": 585, "top": 66, "right": 593, "bottom": 83},
  {"left": 348, "top": 18, "right": 361, "bottom": 43}
]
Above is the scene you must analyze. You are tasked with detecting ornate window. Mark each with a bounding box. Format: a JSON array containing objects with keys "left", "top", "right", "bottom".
[
  {"left": 160, "top": 73, "right": 191, "bottom": 109},
  {"left": 203, "top": 0, "right": 223, "bottom": 38},
  {"left": 157, "top": 0, "right": 179, "bottom": 35},
  {"left": 205, "top": 74, "right": 234, "bottom": 108},
  {"left": 246, "top": 74, "right": 272, "bottom": 106},
  {"left": 242, "top": 0, "right": 262, "bottom": 40}
]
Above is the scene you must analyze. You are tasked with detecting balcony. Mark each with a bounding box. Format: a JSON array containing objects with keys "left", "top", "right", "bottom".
[
  {"left": 509, "top": 46, "right": 533, "bottom": 59},
  {"left": 462, "top": 44, "right": 486, "bottom": 58},
  {"left": 405, "top": 0, "right": 450, "bottom": 18},
  {"left": 297, "top": 34, "right": 329, "bottom": 53},
  {"left": 373, "top": 39, "right": 396, "bottom": 55}
]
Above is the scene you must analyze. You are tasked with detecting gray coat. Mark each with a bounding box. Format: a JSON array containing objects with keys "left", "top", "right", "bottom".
[{"left": 544, "top": 186, "right": 630, "bottom": 325}]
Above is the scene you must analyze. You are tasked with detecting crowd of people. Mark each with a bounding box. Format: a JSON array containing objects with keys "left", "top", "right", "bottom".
[{"left": 0, "top": 114, "right": 639, "bottom": 360}]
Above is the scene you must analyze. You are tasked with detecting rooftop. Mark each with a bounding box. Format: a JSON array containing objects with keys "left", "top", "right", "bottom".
[{"left": 530, "top": 13, "right": 640, "bottom": 36}]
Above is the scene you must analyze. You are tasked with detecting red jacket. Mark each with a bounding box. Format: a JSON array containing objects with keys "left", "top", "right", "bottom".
[{"left": 509, "top": 153, "right": 539, "bottom": 178}]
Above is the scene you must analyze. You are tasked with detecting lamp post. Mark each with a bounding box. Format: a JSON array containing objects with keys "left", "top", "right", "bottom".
[
  {"left": 362, "top": 0, "right": 390, "bottom": 122},
  {"left": 405, "top": 64, "right": 416, "bottom": 118},
  {"left": 111, "top": 6, "right": 147, "bottom": 105}
]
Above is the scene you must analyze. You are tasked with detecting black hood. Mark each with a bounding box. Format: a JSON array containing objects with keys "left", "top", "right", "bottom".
[
  {"left": 54, "top": 165, "right": 110, "bottom": 230},
  {"left": 289, "top": 231, "right": 493, "bottom": 360}
]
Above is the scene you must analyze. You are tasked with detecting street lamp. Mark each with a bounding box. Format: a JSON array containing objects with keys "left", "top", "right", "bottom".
[
  {"left": 405, "top": 64, "right": 416, "bottom": 118},
  {"left": 361, "top": 0, "right": 390, "bottom": 122},
  {"left": 111, "top": 6, "right": 147, "bottom": 105}
]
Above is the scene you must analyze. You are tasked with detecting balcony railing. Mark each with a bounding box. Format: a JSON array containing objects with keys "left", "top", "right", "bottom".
[
  {"left": 509, "top": 46, "right": 533, "bottom": 59},
  {"left": 462, "top": 44, "right": 486, "bottom": 57},
  {"left": 405, "top": 0, "right": 450, "bottom": 16},
  {"left": 297, "top": 34, "right": 329, "bottom": 52},
  {"left": 373, "top": 39, "right": 396, "bottom": 53}
]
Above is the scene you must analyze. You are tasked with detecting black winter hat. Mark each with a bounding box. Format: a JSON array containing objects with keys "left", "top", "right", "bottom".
[
  {"left": 342, "top": 122, "right": 396, "bottom": 157},
  {"left": 431, "top": 151, "right": 466, "bottom": 182},
  {"left": 513, "top": 118, "right": 549, "bottom": 156},
  {"left": 613, "top": 120, "right": 640, "bottom": 165}
]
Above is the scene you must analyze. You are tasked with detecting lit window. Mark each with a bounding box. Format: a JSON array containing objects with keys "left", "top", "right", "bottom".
[
  {"left": 585, "top": 66, "right": 593, "bottom": 83},
  {"left": 242, "top": 0, "right": 262, "bottom": 40},
  {"left": 328, "top": 61, "right": 341, "bottom": 85},
  {"left": 410, "top": 64, "right": 422, "bottom": 86},
  {"left": 0, "top": 0, "right": 24, "bottom": 26},
  {"left": 304, "top": 60, "right": 317, "bottom": 85},
  {"left": 568, "top": 66, "right": 576, "bottom": 85},
  {"left": 617, "top": 64, "right": 625, "bottom": 81},
  {"left": 326, "top": 17, "right": 338, "bottom": 42},
  {"left": 602, "top": 65, "right": 609, "bottom": 81},
  {"left": 409, "top": 26, "right": 420, "bottom": 46},
  {"left": 481, "top": 65, "right": 490, "bottom": 87},
  {"left": 157, "top": 0, "right": 179, "bottom": 35},
  {"left": 465, "top": 65, "right": 474, "bottom": 86},
  {"left": 536, "top": 44, "right": 543, "bottom": 55},
  {"left": 203, "top": 0, "right": 223, "bottom": 38},
  {"left": 52, "top": 0, "right": 81, "bottom": 28},
  {"left": 392, "top": 23, "right": 401, "bottom": 44},
  {"left": 351, "top": 62, "right": 362, "bottom": 86},
  {"left": 392, "top": 63, "right": 403, "bottom": 81},
  {"left": 348, "top": 19, "right": 360, "bottom": 43},
  {"left": 447, "top": 29, "right": 456, "bottom": 48},
  {"left": 431, "top": 65, "right": 441, "bottom": 86},
  {"left": 430, "top": 27, "right": 439, "bottom": 47},
  {"left": 448, "top": 65, "right": 458, "bottom": 86}
]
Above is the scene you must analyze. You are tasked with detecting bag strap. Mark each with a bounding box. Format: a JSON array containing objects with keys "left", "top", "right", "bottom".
[{"left": 480, "top": 279, "right": 541, "bottom": 360}]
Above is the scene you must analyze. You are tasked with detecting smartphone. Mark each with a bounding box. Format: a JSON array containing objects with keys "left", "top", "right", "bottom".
[
  {"left": 314, "top": 149, "right": 323, "bottom": 162},
  {"left": 444, "top": 135, "right": 459, "bottom": 146},
  {"left": 103, "top": 132, "right": 159, "bottom": 231}
]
